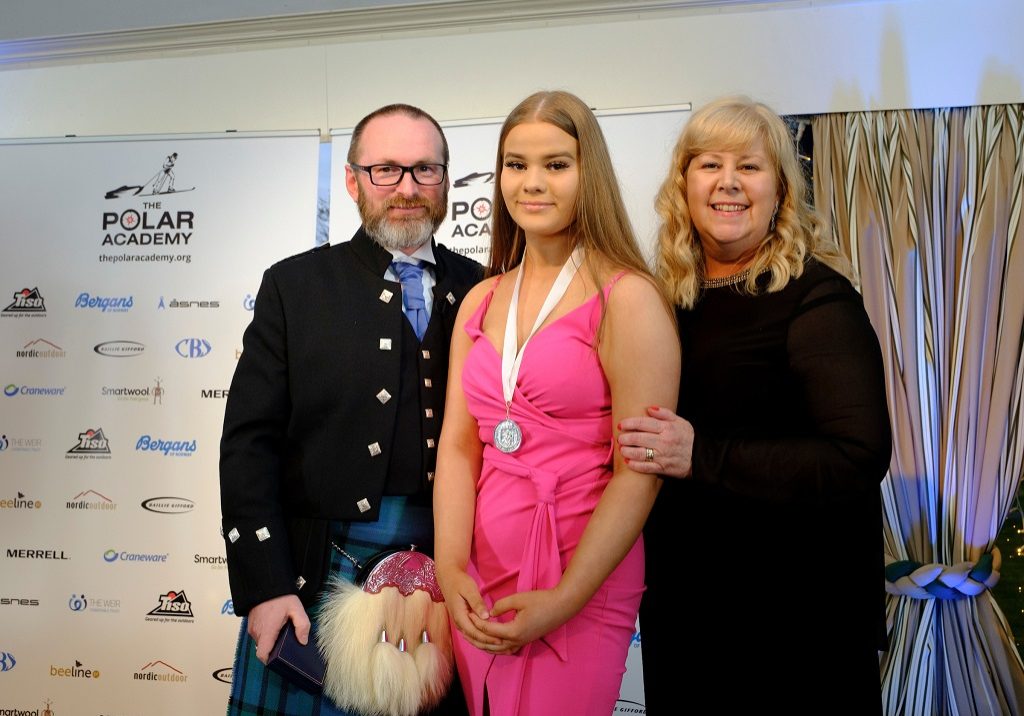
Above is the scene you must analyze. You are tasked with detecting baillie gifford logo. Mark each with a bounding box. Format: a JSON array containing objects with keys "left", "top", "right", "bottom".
[
  {"left": 1, "top": 288, "right": 46, "bottom": 317},
  {"left": 65, "top": 428, "right": 111, "bottom": 459}
]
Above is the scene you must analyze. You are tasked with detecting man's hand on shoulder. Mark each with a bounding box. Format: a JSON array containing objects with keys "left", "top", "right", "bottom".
[{"left": 246, "top": 594, "right": 310, "bottom": 665}]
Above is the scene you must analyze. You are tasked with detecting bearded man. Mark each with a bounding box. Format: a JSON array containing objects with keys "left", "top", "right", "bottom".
[{"left": 220, "top": 104, "right": 481, "bottom": 715}]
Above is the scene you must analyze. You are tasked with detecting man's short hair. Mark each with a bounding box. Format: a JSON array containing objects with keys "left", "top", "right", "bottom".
[{"left": 347, "top": 104, "right": 449, "bottom": 165}]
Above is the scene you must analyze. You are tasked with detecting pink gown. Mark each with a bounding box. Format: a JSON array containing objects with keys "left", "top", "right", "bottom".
[{"left": 454, "top": 276, "right": 644, "bottom": 716}]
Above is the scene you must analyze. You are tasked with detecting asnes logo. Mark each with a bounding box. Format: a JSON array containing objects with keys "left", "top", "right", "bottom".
[
  {"left": 1, "top": 288, "right": 46, "bottom": 317},
  {"left": 174, "top": 338, "right": 211, "bottom": 358}
]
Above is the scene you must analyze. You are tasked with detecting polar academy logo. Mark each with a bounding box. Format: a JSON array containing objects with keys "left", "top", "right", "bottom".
[{"left": 104, "top": 152, "right": 194, "bottom": 199}]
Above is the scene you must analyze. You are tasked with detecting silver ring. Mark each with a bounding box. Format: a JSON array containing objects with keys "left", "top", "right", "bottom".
[{"left": 645, "top": 447, "right": 655, "bottom": 461}]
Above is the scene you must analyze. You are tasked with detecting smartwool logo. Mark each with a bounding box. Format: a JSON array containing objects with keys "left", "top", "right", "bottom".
[
  {"left": 1, "top": 288, "right": 46, "bottom": 317},
  {"left": 65, "top": 428, "right": 111, "bottom": 459},
  {"left": 74, "top": 293, "right": 133, "bottom": 313},
  {"left": 145, "top": 590, "right": 194, "bottom": 623}
]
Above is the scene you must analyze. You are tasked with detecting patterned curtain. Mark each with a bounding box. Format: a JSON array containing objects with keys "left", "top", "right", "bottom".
[{"left": 812, "top": 105, "right": 1024, "bottom": 714}]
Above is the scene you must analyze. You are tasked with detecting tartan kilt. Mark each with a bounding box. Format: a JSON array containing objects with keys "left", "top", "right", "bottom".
[{"left": 227, "top": 495, "right": 466, "bottom": 716}]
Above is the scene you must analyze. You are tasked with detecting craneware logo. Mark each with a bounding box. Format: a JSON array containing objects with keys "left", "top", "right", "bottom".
[
  {"left": 133, "top": 660, "right": 188, "bottom": 683},
  {"left": 140, "top": 496, "right": 194, "bottom": 514},
  {"left": 66, "top": 490, "right": 117, "bottom": 511},
  {"left": 65, "top": 428, "right": 111, "bottom": 459},
  {"left": 3, "top": 384, "right": 66, "bottom": 398},
  {"left": 145, "top": 590, "right": 194, "bottom": 622},
  {"left": 93, "top": 340, "right": 144, "bottom": 357},
  {"left": 1, "top": 491, "right": 42, "bottom": 510},
  {"left": 1, "top": 288, "right": 46, "bottom": 317},
  {"left": 49, "top": 660, "right": 99, "bottom": 679},
  {"left": 174, "top": 337, "right": 211, "bottom": 358},
  {"left": 103, "top": 549, "right": 168, "bottom": 564},
  {"left": 16, "top": 338, "right": 65, "bottom": 359},
  {"left": 212, "top": 667, "right": 233, "bottom": 684}
]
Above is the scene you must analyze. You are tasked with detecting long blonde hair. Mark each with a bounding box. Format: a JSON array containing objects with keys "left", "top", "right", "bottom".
[
  {"left": 487, "top": 91, "right": 651, "bottom": 285},
  {"left": 655, "top": 96, "right": 850, "bottom": 308}
]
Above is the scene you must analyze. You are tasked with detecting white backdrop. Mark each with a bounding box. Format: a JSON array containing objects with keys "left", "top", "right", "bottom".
[
  {"left": 332, "top": 105, "right": 690, "bottom": 715},
  {"left": 0, "top": 131, "right": 319, "bottom": 716}
]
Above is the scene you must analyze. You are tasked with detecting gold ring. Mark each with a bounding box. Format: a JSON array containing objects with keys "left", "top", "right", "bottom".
[{"left": 645, "top": 447, "right": 655, "bottom": 461}]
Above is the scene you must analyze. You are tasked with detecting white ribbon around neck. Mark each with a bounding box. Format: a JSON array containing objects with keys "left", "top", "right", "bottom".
[{"left": 500, "top": 246, "right": 585, "bottom": 408}]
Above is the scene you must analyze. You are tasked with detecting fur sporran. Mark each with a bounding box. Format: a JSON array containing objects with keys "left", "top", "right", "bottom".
[{"left": 317, "top": 549, "right": 453, "bottom": 716}]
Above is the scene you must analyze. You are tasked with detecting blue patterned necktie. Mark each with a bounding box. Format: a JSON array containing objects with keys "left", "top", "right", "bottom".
[{"left": 391, "top": 260, "right": 428, "bottom": 341}]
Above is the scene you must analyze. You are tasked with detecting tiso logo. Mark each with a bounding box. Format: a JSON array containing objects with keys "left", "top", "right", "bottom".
[
  {"left": 133, "top": 660, "right": 188, "bottom": 684},
  {"left": 1, "top": 287, "right": 46, "bottom": 317},
  {"left": 65, "top": 428, "right": 111, "bottom": 459},
  {"left": 175, "top": 338, "right": 211, "bottom": 358},
  {"left": 141, "top": 496, "right": 194, "bottom": 514},
  {"left": 145, "top": 590, "right": 194, "bottom": 622},
  {"left": 93, "top": 340, "right": 145, "bottom": 357}
]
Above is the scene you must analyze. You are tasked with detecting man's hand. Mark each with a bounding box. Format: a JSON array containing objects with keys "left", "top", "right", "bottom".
[{"left": 246, "top": 594, "right": 309, "bottom": 664}]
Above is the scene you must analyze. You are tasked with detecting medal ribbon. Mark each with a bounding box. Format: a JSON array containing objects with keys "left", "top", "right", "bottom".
[{"left": 501, "top": 247, "right": 584, "bottom": 412}]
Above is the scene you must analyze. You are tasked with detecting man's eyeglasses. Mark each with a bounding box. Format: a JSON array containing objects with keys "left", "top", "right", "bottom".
[{"left": 350, "top": 163, "right": 447, "bottom": 186}]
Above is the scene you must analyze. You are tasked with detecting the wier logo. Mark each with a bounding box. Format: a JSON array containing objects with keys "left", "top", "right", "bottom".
[
  {"left": 145, "top": 590, "right": 194, "bottom": 622},
  {"left": 141, "top": 496, "right": 194, "bottom": 514},
  {"left": 2, "top": 288, "right": 46, "bottom": 317},
  {"left": 133, "top": 660, "right": 188, "bottom": 683},
  {"left": 69, "top": 592, "right": 120, "bottom": 614},
  {"left": 0, "top": 435, "right": 42, "bottom": 453},
  {"left": 1, "top": 492, "right": 42, "bottom": 510},
  {"left": 66, "top": 490, "right": 116, "bottom": 511},
  {"left": 65, "top": 428, "right": 111, "bottom": 459},
  {"left": 93, "top": 340, "right": 145, "bottom": 357}
]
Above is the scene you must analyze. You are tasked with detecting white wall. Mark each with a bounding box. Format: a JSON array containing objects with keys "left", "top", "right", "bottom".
[{"left": 1, "top": 0, "right": 1021, "bottom": 140}]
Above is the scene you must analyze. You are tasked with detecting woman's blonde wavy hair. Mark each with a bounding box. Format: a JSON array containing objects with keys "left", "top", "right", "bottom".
[{"left": 655, "top": 95, "right": 850, "bottom": 308}]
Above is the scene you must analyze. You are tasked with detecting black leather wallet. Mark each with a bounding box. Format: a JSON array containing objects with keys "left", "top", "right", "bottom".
[{"left": 266, "top": 620, "right": 325, "bottom": 694}]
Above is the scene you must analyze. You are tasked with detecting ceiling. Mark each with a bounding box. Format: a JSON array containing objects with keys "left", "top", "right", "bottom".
[{"left": 0, "top": 0, "right": 878, "bottom": 67}]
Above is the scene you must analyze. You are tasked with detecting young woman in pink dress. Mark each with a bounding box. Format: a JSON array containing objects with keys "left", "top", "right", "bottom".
[{"left": 434, "top": 91, "right": 680, "bottom": 715}]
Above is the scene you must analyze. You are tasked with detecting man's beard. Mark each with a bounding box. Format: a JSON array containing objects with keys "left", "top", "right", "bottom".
[{"left": 359, "top": 187, "right": 448, "bottom": 252}]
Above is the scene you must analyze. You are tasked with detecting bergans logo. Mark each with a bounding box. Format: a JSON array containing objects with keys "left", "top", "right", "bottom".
[
  {"left": 135, "top": 436, "right": 196, "bottom": 457},
  {"left": 133, "top": 660, "right": 188, "bottom": 683},
  {"left": 140, "top": 497, "right": 194, "bottom": 514},
  {"left": 1, "top": 288, "right": 46, "bottom": 317},
  {"left": 93, "top": 340, "right": 144, "bottom": 357},
  {"left": 65, "top": 428, "right": 111, "bottom": 459},
  {"left": 145, "top": 590, "right": 194, "bottom": 622},
  {"left": 74, "top": 293, "right": 133, "bottom": 313}
]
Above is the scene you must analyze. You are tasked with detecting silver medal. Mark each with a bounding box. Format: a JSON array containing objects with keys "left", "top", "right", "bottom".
[{"left": 494, "top": 418, "right": 523, "bottom": 453}]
